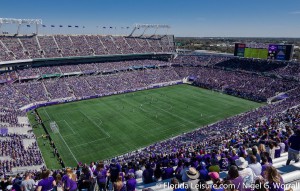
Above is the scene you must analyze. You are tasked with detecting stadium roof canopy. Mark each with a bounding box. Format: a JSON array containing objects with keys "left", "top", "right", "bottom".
[
  {"left": 129, "top": 23, "right": 171, "bottom": 37},
  {"left": 0, "top": 18, "right": 42, "bottom": 35}
]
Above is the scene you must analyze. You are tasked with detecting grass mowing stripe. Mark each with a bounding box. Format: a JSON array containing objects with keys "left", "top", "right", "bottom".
[{"left": 32, "top": 84, "right": 263, "bottom": 168}]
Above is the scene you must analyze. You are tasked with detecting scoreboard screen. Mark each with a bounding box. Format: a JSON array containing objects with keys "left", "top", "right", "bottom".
[
  {"left": 234, "top": 43, "right": 293, "bottom": 61},
  {"left": 267, "top": 44, "right": 294, "bottom": 61},
  {"left": 244, "top": 48, "right": 268, "bottom": 59}
]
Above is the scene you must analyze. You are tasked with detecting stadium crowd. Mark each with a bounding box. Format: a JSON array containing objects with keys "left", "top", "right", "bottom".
[
  {"left": 0, "top": 133, "right": 43, "bottom": 173},
  {"left": 1, "top": 102, "right": 299, "bottom": 191},
  {"left": 0, "top": 35, "right": 174, "bottom": 61},
  {"left": 0, "top": 55, "right": 300, "bottom": 191}
]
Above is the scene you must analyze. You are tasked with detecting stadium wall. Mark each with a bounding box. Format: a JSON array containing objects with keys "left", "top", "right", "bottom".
[{"left": 0, "top": 53, "right": 173, "bottom": 69}]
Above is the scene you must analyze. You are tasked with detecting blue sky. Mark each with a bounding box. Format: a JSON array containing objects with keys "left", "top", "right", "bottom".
[{"left": 1, "top": 0, "right": 300, "bottom": 37}]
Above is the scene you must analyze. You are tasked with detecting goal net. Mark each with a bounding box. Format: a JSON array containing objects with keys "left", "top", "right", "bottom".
[{"left": 50, "top": 121, "right": 59, "bottom": 133}]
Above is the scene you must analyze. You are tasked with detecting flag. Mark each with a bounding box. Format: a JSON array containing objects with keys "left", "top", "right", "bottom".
[
  {"left": 103, "top": 27, "right": 106, "bottom": 29},
  {"left": 42, "top": 25, "right": 46, "bottom": 27},
  {"left": 75, "top": 26, "right": 79, "bottom": 28},
  {"left": 109, "top": 26, "right": 113, "bottom": 29},
  {"left": 68, "top": 25, "right": 72, "bottom": 27},
  {"left": 51, "top": 25, "right": 55, "bottom": 27},
  {"left": 126, "top": 26, "right": 130, "bottom": 29},
  {"left": 27, "top": 25, "right": 30, "bottom": 27},
  {"left": 59, "top": 25, "right": 63, "bottom": 27}
]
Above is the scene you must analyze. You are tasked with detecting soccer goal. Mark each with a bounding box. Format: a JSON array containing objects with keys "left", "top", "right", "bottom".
[{"left": 50, "top": 121, "right": 59, "bottom": 133}]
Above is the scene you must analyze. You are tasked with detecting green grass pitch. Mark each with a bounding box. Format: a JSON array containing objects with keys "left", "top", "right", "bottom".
[{"left": 29, "top": 84, "right": 263, "bottom": 169}]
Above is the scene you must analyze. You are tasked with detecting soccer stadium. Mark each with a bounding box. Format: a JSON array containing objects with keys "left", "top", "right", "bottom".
[{"left": 1, "top": 1, "right": 300, "bottom": 191}]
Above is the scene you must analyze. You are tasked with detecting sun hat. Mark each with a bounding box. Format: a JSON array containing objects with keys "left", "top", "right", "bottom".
[
  {"left": 208, "top": 172, "right": 219, "bottom": 180},
  {"left": 235, "top": 157, "right": 248, "bottom": 169},
  {"left": 186, "top": 167, "right": 200, "bottom": 179}
]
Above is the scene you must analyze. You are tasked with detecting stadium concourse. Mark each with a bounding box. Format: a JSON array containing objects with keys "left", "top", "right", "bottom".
[{"left": 0, "top": 32, "right": 300, "bottom": 191}]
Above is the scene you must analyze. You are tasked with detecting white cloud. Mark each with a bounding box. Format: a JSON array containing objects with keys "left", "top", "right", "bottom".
[{"left": 289, "top": 11, "right": 300, "bottom": 14}]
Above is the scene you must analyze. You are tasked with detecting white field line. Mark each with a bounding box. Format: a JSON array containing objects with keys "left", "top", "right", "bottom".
[
  {"left": 79, "top": 110, "right": 110, "bottom": 138},
  {"left": 43, "top": 108, "right": 79, "bottom": 164},
  {"left": 56, "top": 119, "right": 76, "bottom": 134}
]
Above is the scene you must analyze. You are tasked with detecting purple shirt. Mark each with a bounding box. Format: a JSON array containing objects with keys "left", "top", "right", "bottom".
[
  {"left": 261, "top": 163, "right": 272, "bottom": 177},
  {"left": 38, "top": 177, "right": 54, "bottom": 191},
  {"left": 65, "top": 177, "right": 77, "bottom": 191},
  {"left": 219, "top": 158, "right": 229, "bottom": 171},
  {"left": 268, "top": 177, "right": 284, "bottom": 191},
  {"left": 62, "top": 174, "right": 68, "bottom": 189},
  {"left": 162, "top": 167, "right": 174, "bottom": 180},
  {"left": 230, "top": 176, "right": 243, "bottom": 191},
  {"left": 93, "top": 169, "right": 107, "bottom": 183},
  {"left": 126, "top": 178, "right": 137, "bottom": 191},
  {"left": 230, "top": 155, "right": 239, "bottom": 165}
]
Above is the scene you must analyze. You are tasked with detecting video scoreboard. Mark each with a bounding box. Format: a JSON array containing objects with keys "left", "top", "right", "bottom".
[
  {"left": 234, "top": 43, "right": 294, "bottom": 61},
  {"left": 267, "top": 44, "right": 294, "bottom": 61}
]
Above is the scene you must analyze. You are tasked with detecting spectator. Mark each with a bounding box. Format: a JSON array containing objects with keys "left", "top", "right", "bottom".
[
  {"left": 66, "top": 173, "right": 77, "bottom": 191},
  {"left": 135, "top": 166, "right": 143, "bottom": 179},
  {"left": 113, "top": 176, "right": 125, "bottom": 191},
  {"left": 208, "top": 172, "right": 224, "bottom": 191},
  {"left": 253, "top": 178, "right": 267, "bottom": 191},
  {"left": 186, "top": 167, "right": 200, "bottom": 191},
  {"left": 12, "top": 174, "right": 22, "bottom": 191},
  {"left": 126, "top": 173, "right": 136, "bottom": 191},
  {"left": 142, "top": 164, "right": 154, "bottom": 184},
  {"left": 175, "top": 161, "right": 183, "bottom": 181},
  {"left": 266, "top": 143, "right": 276, "bottom": 160},
  {"left": 208, "top": 159, "right": 220, "bottom": 173},
  {"left": 229, "top": 150, "right": 239, "bottom": 166},
  {"left": 55, "top": 174, "right": 63, "bottom": 191},
  {"left": 197, "top": 179, "right": 209, "bottom": 191},
  {"left": 62, "top": 168, "right": 73, "bottom": 191},
  {"left": 252, "top": 147, "right": 261, "bottom": 163},
  {"left": 226, "top": 166, "right": 243, "bottom": 191},
  {"left": 21, "top": 172, "right": 35, "bottom": 191},
  {"left": 286, "top": 126, "right": 300, "bottom": 165},
  {"left": 248, "top": 155, "right": 262, "bottom": 177},
  {"left": 197, "top": 162, "right": 209, "bottom": 181},
  {"left": 170, "top": 178, "right": 186, "bottom": 191},
  {"left": 235, "top": 157, "right": 254, "bottom": 191},
  {"left": 154, "top": 163, "right": 162, "bottom": 181},
  {"left": 265, "top": 166, "right": 284, "bottom": 191},
  {"left": 162, "top": 163, "right": 174, "bottom": 180},
  {"left": 109, "top": 159, "right": 121, "bottom": 185},
  {"left": 219, "top": 153, "right": 229, "bottom": 171},
  {"left": 258, "top": 144, "right": 267, "bottom": 159},
  {"left": 78, "top": 166, "right": 91, "bottom": 191},
  {"left": 222, "top": 180, "right": 238, "bottom": 191},
  {"left": 93, "top": 162, "right": 107, "bottom": 191},
  {"left": 261, "top": 155, "right": 272, "bottom": 178},
  {"left": 180, "top": 162, "right": 190, "bottom": 182},
  {"left": 37, "top": 170, "right": 56, "bottom": 191}
]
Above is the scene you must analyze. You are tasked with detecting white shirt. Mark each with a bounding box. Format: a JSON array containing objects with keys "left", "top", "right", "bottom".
[
  {"left": 248, "top": 162, "right": 262, "bottom": 176},
  {"left": 239, "top": 168, "right": 255, "bottom": 189},
  {"left": 135, "top": 170, "right": 143, "bottom": 179}
]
